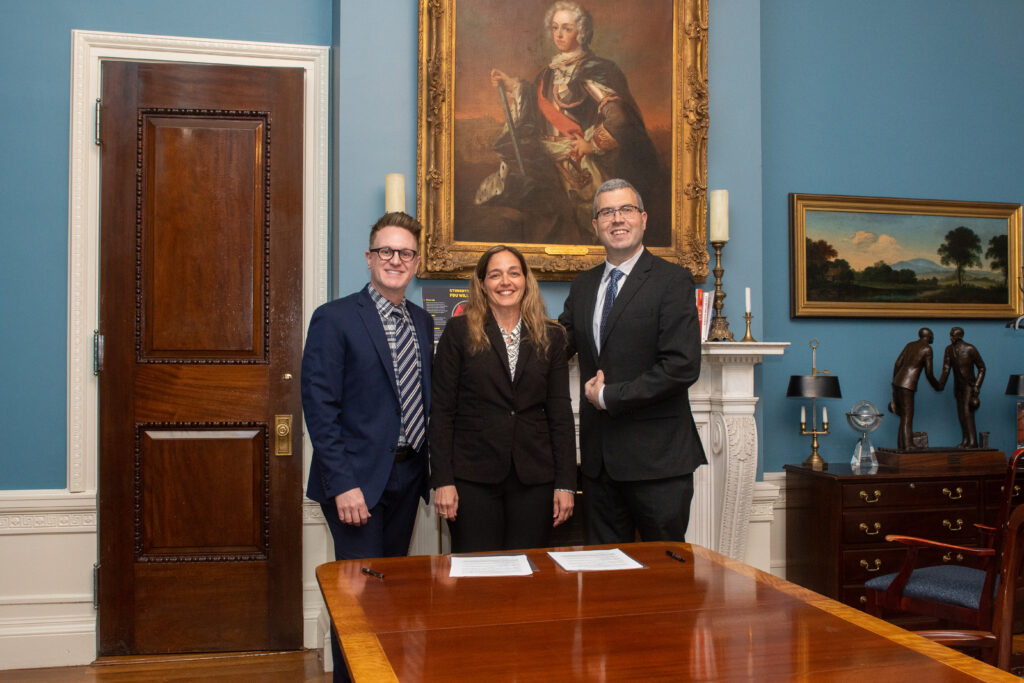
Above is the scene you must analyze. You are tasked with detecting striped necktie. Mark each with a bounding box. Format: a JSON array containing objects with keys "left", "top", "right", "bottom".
[
  {"left": 392, "top": 309, "right": 425, "bottom": 451},
  {"left": 600, "top": 268, "right": 624, "bottom": 340}
]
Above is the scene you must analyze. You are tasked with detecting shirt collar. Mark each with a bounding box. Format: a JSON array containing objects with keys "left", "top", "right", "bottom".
[
  {"left": 603, "top": 247, "right": 644, "bottom": 280},
  {"left": 367, "top": 282, "right": 406, "bottom": 317}
]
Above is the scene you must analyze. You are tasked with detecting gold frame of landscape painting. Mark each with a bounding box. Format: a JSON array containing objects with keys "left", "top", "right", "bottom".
[
  {"left": 417, "top": 0, "right": 709, "bottom": 281},
  {"left": 790, "top": 193, "right": 1023, "bottom": 319}
]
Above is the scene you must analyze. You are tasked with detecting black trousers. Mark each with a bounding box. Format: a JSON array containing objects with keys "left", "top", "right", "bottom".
[
  {"left": 583, "top": 467, "right": 694, "bottom": 545},
  {"left": 447, "top": 473, "right": 553, "bottom": 553}
]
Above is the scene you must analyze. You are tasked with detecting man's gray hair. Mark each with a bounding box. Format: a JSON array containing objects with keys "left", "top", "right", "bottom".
[
  {"left": 593, "top": 178, "right": 644, "bottom": 217},
  {"left": 544, "top": 1, "right": 593, "bottom": 50}
]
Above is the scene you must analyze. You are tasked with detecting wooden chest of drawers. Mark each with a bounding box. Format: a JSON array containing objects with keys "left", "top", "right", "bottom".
[{"left": 784, "top": 462, "right": 1011, "bottom": 610}]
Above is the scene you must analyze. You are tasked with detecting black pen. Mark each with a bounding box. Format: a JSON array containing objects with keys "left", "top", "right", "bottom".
[
  {"left": 665, "top": 550, "right": 686, "bottom": 563},
  {"left": 361, "top": 567, "right": 385, "bottom": 579}
]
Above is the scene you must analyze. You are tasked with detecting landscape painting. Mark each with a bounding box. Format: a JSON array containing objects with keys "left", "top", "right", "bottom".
[{"left": 790, "top": 194, "right": 1022, "bottom": 319}]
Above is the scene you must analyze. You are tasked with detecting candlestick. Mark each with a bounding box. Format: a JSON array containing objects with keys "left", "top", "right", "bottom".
[
  {"left": 385, "top": 173, "right": 405, "bottom": 213},
  {"left": 745, "top": 287, "right": 751, "bottom": 314},
  {"left": 707, "top": 241, "right": 735, "bottom": 341},
  {"left": 740, "top": 312, "right": 756, "bottom": 342},
  {"left": 709, "top": 190, "right": 729, "bottom": 242}
]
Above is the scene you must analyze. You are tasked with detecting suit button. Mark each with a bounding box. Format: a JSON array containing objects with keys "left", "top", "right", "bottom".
[{"left": 510, "top": 410, "right": 516, "bottom": 416}]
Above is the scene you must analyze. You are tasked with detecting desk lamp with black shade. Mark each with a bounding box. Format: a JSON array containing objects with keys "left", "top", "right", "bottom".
[{"left": 787, "top": 339, "right": 842, "bottom": 471}]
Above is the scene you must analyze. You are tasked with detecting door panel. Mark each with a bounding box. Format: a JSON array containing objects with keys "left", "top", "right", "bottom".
[{"left": 98, "top": 61, "right": 304, "bottom": 655}]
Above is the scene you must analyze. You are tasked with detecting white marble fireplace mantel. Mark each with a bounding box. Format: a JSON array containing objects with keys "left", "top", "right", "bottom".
[{"left": 688, "top": 342, "right": 788, "bottom": 568}]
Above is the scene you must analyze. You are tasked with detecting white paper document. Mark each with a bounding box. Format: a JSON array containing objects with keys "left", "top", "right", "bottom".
[
  {"left": 547, "top": 548, "right": 645, "bottom": 572},
  {"left": 449, "top": 554, "right": 533, "bottom": 577}
]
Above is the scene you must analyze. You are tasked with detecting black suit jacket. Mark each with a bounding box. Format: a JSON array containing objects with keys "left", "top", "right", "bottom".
[
  {"left": 429, "top": 314, "right": 576, "bottom": 490},
  {"left": 559, "top": 248, "right": 706, "bottom": 481}
]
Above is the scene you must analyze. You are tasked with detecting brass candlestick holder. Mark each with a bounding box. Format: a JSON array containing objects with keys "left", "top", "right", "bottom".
[
  {"left": 800, "top": 404, "right": 830, "bottom": 471},
  {"left": 708, "top": 240, "right": 734, "bottom": 341},
  {"left": 741, "top": 312, "right": 756, "bottom": 342}
]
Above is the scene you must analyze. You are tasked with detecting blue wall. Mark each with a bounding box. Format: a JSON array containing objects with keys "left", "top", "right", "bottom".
[
  {"left": 4, "top": 0, "right": 1022, "bottom": 488},
  {"left": 760, "top": 0, "right": 1024, "bottom": 470},
  {"left": 0, "top": 0, "right": 330, "bottom": 489}
]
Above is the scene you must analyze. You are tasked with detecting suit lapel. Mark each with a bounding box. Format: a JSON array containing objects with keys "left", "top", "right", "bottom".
[
  {"left": 512, "top": 325, "right": 536, "bottom": 386},
  {"left": 356, "top": 289, "right": 400, "bottom": 400},
  {"left": 599, "top": 249, "right": 652, "bottom": 352},
  {"left": 580, "top": 265, "right": 603, "bottom": 361}
]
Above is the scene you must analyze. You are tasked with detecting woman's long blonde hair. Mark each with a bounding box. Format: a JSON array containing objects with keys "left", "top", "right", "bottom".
[{"left": 464, "top": 245, "right": 558, "bottom": 355}]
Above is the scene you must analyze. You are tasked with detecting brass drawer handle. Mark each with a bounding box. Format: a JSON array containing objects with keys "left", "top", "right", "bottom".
[
  {"left": 859, "top": 522, "right": 882, "bottom": 536},
  {"left": 943, "top": 518, "right": 964, "bottom": 532},
  {"left": 941, "top": 486, "right": 963, "bottom": 501},
  {"left": 942, "top": 552, "right": 965, "bottom": 563},
  {"left": 859, "top": 595, "right": 867, "bottom": 605},
  {"left": 859, "top": 490, "right": 882, "bottom": 504},
  {"left": 859, "top": 558, "right": 882, "bottom": 572},
  {"left": 1000, "top": 484, "right": 1022, "bottom": 497}
]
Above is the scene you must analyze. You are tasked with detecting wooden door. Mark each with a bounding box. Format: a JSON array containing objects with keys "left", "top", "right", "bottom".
[{"left": 97, "top": 61, "right": 304, "bottom": 655}]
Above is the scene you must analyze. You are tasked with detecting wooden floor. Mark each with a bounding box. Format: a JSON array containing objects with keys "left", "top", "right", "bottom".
[{"left": 0, "top": 650, "right": 331, "bottom": 682}]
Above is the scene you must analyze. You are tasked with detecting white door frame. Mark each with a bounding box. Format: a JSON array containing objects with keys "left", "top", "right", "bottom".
[{"left": 68, "top": 30, "right": 329, "bottom": 495}]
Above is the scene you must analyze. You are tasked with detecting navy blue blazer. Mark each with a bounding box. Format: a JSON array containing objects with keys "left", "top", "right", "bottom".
[{"left": 301, "top": 286, "right": 432, "bottom": 509}]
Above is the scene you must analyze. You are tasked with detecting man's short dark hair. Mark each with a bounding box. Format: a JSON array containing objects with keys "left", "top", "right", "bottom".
[{"left": 369, "top": 212, "right": 423, "bottom": 247}]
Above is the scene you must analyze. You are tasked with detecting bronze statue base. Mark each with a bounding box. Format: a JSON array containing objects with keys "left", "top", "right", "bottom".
[{"left": 876, "top": 448, "right": 1004, "bottom": 471}]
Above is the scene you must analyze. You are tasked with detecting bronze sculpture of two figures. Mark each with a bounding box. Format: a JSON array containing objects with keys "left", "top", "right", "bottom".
[{"left": 889, "top": 326, "right": 986, "bottom": 451}]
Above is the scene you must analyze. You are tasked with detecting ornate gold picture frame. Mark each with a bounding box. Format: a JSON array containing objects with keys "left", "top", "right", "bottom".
[
  {"left": 417, "top": 0, "right": 709, "bottom": 281},
  {"left": 790, "top": 193, "right": 1023, "bottom": 319}
]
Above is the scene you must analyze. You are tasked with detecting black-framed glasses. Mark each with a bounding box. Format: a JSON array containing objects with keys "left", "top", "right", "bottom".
[
  {"left": 369, "top": 246, "right": 418, "bottom": 262},
  {"left": 595, "top": 204, "right": 642, "bottom": 221}
]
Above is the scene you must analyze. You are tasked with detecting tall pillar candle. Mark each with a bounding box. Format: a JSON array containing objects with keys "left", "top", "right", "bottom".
[
  {"left": 709, "top": 189, "right": 729, "bottom": 242},
  {"left": 385, "top": 173, "right": 405, "bottom": 213}
]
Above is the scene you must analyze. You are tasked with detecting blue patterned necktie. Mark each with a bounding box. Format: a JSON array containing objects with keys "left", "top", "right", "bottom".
[
  {"left": 600, "top": 268, "right": 623, "bottom": 340},
  {"left": 392, "top": 310, "right": 425, "bottom": 451}
]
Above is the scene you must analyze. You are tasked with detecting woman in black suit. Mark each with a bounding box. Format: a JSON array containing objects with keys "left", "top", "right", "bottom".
[{"left": 430, "top": 245, "right": 576, "bottom": 552}]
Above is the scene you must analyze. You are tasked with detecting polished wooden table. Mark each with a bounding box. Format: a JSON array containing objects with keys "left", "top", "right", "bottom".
[{"left": 316, "top": 542, "right": 1013, "bottom": 681}]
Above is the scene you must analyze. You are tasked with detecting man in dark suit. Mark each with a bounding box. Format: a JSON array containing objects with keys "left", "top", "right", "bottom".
[
  {"left": 559, "top": 178, "right": 705, "bottom": 544},
  {"left": 302, "top": 212, "right": 432, "bottom": 681},
  {"left": 302, "top": 211, "right": 431, "bottom": 560}
]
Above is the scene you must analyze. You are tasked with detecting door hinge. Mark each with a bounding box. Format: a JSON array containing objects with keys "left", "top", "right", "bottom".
[
  {"left": 94, "top": 98, "right": 101, "bottom": 146},
  {"left": 93, "top": 330, "right": 104, "bottom": 375},
  {"left": 92, "top": 562, "right": 99, "bottom": 609}
]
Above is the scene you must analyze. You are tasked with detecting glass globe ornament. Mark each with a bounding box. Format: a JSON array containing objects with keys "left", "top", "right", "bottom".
[{"left": 847, "top": 400, "right": 883, "bottom": 473}]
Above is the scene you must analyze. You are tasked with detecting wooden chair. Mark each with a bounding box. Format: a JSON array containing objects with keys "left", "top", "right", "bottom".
[
  {"left": 913, "top": 501, "right": 1024, "bottom": 671},
  {"left": 863, "top": 448, "right": 1024, "bottom": 630}
]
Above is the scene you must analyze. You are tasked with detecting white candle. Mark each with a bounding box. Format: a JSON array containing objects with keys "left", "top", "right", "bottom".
[
  {"left": 709, "top": 189, "right": 729, "bottom": 242},
  {"left": 800, "top": 406, "right": 806, "bottom": 424},
  {"left": 745, "top": 287, "right": 751, "bottom": 314},
  {"left": 822, "top": 406, "right": 829, "bottom": 425},
  {"left": 385, "top": 173, "right": 405, "bottom": 213}
]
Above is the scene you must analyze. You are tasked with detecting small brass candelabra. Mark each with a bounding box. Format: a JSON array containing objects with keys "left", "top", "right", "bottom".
[
  {"left": 740, "top": 312, "right": 756, "bottom": 342},
  {"left": 707, "top": 241, "right": 734, "bottom": 341},
  {"left": 800, "top": 407, "right": 830, "bottom": 471}
]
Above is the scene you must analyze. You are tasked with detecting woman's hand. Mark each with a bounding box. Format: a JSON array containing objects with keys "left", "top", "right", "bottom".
[
  {"left": 434, "top": 485, "right": 459, "bottom": 521},
  {"left": 553, "top": 489, "right": 575, "bottom": 527}
]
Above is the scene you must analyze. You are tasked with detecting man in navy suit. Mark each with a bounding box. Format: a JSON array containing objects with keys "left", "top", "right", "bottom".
[
  {"left": 560, "top": 178, "right": 705, "bottom": 544},
  {"left": 302, "top": 212, "right": 432, "bottom": 680},
  {"left": 302, "top": 211, "right": 432, "bottom": 558}
]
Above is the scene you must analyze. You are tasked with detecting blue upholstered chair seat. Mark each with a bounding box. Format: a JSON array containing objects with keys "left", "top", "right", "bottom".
[{"left": 865, "top": 565, "right": 994, "bottom": 611}]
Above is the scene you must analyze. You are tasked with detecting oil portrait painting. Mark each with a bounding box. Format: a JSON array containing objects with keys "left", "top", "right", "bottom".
[
  {"left": 418, "top": 0, "right": 709, "bottom": 281},
  {"left": 790, "top": 194, "right": 1022, "bottom": 319}
]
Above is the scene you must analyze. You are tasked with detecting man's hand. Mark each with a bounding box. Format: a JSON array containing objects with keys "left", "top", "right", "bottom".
[
  {"left": 334, "top": 488, "right": 370, "bottom": 526},
  {"left": 434, "top": 485, "right": 459, "bottom": 521},
  {"left": 584, "top": 370, "right": 605, "bottom": 409},
  {"left": 553, "top": 490, "right": 574, "bottom": 527}
]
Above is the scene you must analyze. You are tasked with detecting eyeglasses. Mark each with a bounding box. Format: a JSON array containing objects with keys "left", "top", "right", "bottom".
[
  {"left": 595, "top": 204, "right": 642, "bottom": 221},
  {"left": 369, "top": 246, "right": 418, "bottom": 262}
]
